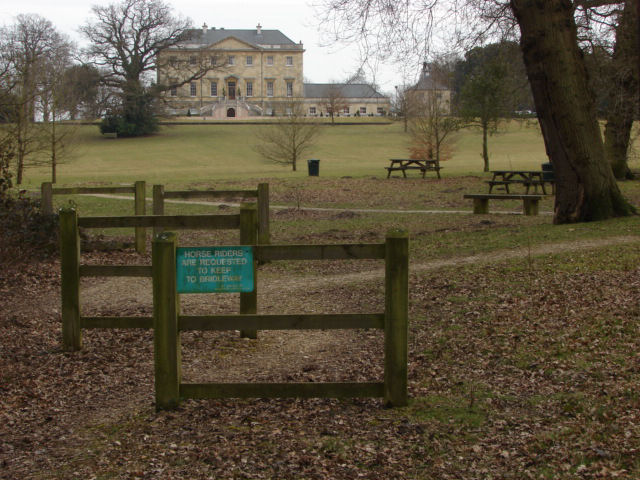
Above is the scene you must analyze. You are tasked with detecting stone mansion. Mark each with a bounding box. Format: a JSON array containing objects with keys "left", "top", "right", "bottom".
[{"left": 157, "top": 24, "right": 390, "bottom": 119}]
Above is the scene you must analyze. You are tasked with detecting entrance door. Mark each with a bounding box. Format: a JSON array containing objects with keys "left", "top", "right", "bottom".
[
  {"left": 226, "top": 108, "right": 236, "bottom": 118},
  {"left": 228, "top": 81, "right": 236, "bottom": 100}
]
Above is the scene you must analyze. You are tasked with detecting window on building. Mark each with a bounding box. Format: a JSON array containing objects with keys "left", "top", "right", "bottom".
[
  {"left": 266, "top": 108, "right": 273, "bottom": 116},
  {"left": 359, "top": 106, "right": 367, "bottom": 115},
  {"left": 266, "top": 81, "right": 274, "bottom": 97},
  {"left": 228, "top": 55, "right": 235, "bottom": 65},
  {"left": 190, "top": 82, "right": 197, "bottom": 96},
  {"left": 210, "top": 56, "right": 217, "bottom": 66},
  {"left": 286, "top": 81, "right": 293, "bottom": 97},
  {"left": 285, "top": 56, "right": 293, "bottom": 66},
  {"left": 189, "top": 56, "right": 197, "bottom": 65},
  {"left": 377, "top": 107, "right": 384, "bottom": 115},
  {"left": 266, "top": 55, "right": 273, "bottom": 66},
  {"left": 285, "top": 107, "right": 292, "bottom": 115},
  {"left": 210, "top": 81, "right": 217, "bottom": 96},
  {"left": 309, "top": 106, "right": 316, "bottom": 115},
  {"left": 246, "top": 56, "right": 253, "bottom": 66},
  {"left": 170, "top": 83, "right": 177, "bottom": 97},
  {"left": 246, "top": 81, "right": 253, "bottom": 97},
  {"left": 343, "top": 107, "right": 349, "bottom": 115}
]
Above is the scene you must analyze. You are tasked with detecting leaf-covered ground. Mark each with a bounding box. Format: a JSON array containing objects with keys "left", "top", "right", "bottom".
[{"left": 1, "top": 179, "right": 640, "bottom": 479}]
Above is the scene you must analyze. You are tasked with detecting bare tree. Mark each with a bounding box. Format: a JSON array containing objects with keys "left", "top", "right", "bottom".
[
  {"left": 81, "top": 0, "right": 213, "bottom": 136},
  {"left": 0, "top": 14, "right": 72, "bottom": 184},
  {"left": 318, "top": 0, "right": 635, "bottom": 223},
  {"left": 408, "top": 90, "right": 463, "bottom": 165},
  {"left": 254, "top": 102, "right": 321, "bottom": 171},
  {"left": 324, "top": 85, "right": 348, "bottom": 124}
]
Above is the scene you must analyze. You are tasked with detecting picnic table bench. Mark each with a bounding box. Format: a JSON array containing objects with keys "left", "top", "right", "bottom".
[
  {"left": 386, "top": 159, "right": 442, "bottom": 179},
  {"left": 487, "top": 170, "right": 553, "bottom": 195},
  {"left": 463, "top": 193, "right": 543, "bottom": 216}
]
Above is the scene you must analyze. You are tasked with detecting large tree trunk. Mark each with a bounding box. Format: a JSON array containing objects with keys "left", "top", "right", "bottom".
[
  {"left": 510, "top": 0, "right": 635, "bottom": 223},
  {"left": 604, "top": 0, "right": 638, "bottom": 180}
]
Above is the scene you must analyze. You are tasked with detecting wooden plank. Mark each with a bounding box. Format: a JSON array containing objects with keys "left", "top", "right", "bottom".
[
  {"left": 60, "top": 209, "right": 81, "bottom": 351},
  {"left": 180, "top": 382, "right": 384, "bottom": 399},
  {"left": 78, "top": 214, "right": 240, "bottom": 229},
  {"left": 134, "top": 181, "right": 146, "bottom": 254},
  {"left": 179, "top": 313, "right": 385, "bottom": 331},
  {"left": 41, "top": 182, "right": 53, "bottom": 215},
  {"left": 153, "top": 232, "right": 181, "bottom": 410},
  {"left": 384, "top": 229, "right": 409, "bottom": 407},
  {"left": 81, "top": 316, "right": 153, "bottom": 329},
  {"left": 52, "top": 186, "right": 135, "bottom": 195},
  {"left": 257, "top": 183, "right": 270, "bottom": 246},
  {"left": 79, "top": 265, "right": 152, "bottom": 277},
  {"left": 256, "top": 244, "right": 385, "bottom": 261},
  {"left": 163, "top": 190, "right": 258, "bottom": 199},
  {"left": 239, "top": 204, "right": 258, "bottom": 339}
]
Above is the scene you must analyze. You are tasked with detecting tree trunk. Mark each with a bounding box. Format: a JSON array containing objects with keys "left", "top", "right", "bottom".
[
  {"left": 510, "top": 0, "right": 635, "bottom": 223},
  {"left": 482, "top": 120, "right": 489, "bottom": 172},
  {"left": 604, "top": 0, "right": 638, "bottom": 180}
]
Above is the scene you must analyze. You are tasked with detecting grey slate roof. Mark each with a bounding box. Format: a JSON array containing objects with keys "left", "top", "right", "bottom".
[
  {"left": 303, "top": 83, "right": 387, "bottom": 99},
  {"left": 180, "top": 28, "right": 302, "bottom": 49}
]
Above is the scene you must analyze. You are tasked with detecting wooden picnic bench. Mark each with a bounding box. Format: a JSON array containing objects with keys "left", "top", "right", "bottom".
[
  {"left": 386, "top": 159, "right": 442, "bottom": 179},
  {"left": 463, "top": 193, "right": 543, "bottom": 216},
  {"left": 487, "top": 170, "right": 553, "bottom": 195}
]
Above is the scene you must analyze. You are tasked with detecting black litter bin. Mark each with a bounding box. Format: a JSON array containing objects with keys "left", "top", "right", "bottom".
[
  {"left": 307, "top": 159, "right": 320, "bottom": 176},
  {"left": 541, "top": 162, "right": 554, "bottom": 181}
]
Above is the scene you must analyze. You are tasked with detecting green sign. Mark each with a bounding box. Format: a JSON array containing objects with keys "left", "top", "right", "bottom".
[{"left": 176, "top": 246, "right": 254, "bottom": 294}]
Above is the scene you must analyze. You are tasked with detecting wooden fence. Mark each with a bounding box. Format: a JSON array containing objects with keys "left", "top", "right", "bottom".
[
  {"left": 59, "top": 206, "right": 408, "bottom": 408},
  {"left": 152, "top": 183, "right": 270, "bottom": 245},
  {"left": 42, "top": 181, "right": 147, "bottom": 253},
  {"left": 153, "top": 226, "right": 408, "bottom": 409},
  {"left": 59, "top": 205, "right": 258, "bottom": 351}
]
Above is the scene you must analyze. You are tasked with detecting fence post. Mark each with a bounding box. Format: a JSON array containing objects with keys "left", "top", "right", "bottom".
[
  {"left": 152, "top": 231, "right": 180, "bottom": 410},
  {"left": 60, "top": 208, "right": 81, "bottom": 351},
  {"left": 152, "top": 184, "right": 165, "bottom": 237},
  {"left": 257, "top": 183, "right": 270, "bottom": 245},
  {"left": 240, "top": 203, "right": 258, "bottom": 339},
  {"left": 384, "top": 229, "right": 408, "bottom": 407},
  {"left": 134, "top": 181, "right": 146, "bottom": 254},
  {"left": 41, "top": 182, "right": 53, "bottom": 215}
]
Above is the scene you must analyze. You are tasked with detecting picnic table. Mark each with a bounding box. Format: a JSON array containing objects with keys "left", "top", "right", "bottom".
[
  {"left": 487, "top": 170, "right": 553, "bottom": 195},
  {"left": 386, "top": 159, "right": 442, "bottom": 179}
]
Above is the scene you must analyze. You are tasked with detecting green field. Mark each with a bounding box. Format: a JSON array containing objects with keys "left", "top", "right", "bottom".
[{"left": 22, "top": 119, "right": 635, "bottom": 188}]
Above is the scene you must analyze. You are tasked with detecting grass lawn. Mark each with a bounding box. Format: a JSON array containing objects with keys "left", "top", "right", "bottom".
[{"left": 21, "top": 119, "right": 638, "bottom": 188}]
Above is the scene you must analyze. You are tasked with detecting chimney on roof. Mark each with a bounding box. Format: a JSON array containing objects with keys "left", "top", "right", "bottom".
[
  {"left": 202, "top": 22, "right": 208, "bottom": 34},
  {"left": 256, "top": 23, "right": 262, "bottom": 35}
]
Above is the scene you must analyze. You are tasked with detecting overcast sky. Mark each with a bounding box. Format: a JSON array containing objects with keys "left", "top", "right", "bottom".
[{"left": 0, "top": 0, "right": 407, "bottom": 94}]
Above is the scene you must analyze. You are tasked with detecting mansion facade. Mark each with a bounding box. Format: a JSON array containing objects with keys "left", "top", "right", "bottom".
[{"left": 157, "top": 24, "right": 390, "bottom": 118}]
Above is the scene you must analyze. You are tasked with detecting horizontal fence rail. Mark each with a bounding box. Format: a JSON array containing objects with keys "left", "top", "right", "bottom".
[
  {"left": 179, "top": 313, "right": 385, "bottom": 331},
  {"left": 255, "top": 244, "right": 385, "bottom": 261},
  {"left": 180, "top": 382, "right": 385, "bottom": 400},
  {"left": 78, "top": 214, "right": 240, "bottom": 229},
  {"left": 163, "top": 190, "right": 258, "bottom": 199},
  {"left": 52, "top": 186, "right": 135, "bottom": 195}
]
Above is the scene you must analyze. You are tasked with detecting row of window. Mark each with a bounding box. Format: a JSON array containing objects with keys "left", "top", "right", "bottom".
[
  {"left": 172, "top": 80, "right": 294, "bottom": 98},
  {"left": 308, "top": 106, "right": 385, "bottom": 115},
  {"left": 175, "top": 55, "right": 295, "bottom": 67}
]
